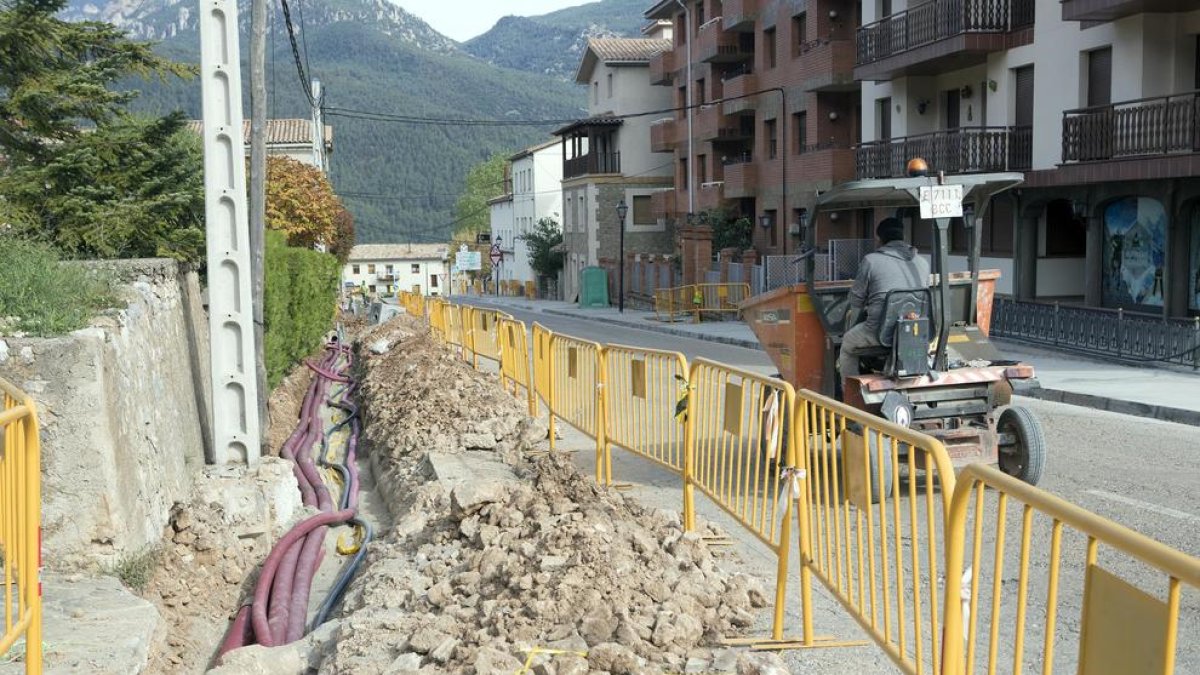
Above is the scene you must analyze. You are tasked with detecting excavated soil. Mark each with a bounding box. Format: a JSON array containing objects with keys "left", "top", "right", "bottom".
[{"left": 306, "top": 315, "right": 782, "bottom": 674}]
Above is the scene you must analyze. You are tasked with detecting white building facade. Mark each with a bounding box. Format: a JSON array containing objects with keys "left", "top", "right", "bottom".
[
  {"left": 555, "top": 34, "right": 677, "bottom": 303},
  {"left": 509, "top": 141, "right": 564, "bottom": 286},
  {"left": 342, "top": 243, "right": 450, "bottom": 297},
  {"left": 855, "top": 0, "right": 1200, "bottom": 317}
]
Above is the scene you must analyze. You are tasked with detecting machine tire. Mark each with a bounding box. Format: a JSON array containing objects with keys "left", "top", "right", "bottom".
[{"left": 997, "top": 406, "right": 1046, "bottom": 486}]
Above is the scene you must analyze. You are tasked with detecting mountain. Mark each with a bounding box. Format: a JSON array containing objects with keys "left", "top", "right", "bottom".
[
  {"left": 465, "top": 0, "right": 649, "bottom": 80},
  {"left": 61, "top": 0, "right": 586, "bottom": 243}
]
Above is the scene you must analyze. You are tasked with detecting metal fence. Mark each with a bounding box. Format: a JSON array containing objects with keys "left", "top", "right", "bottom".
[
  {"left": 991, "top": 298, "right": 1200, "bottom": 368},
  {"left": 0, "top": 378, "right": 43, "bottom": 673},
  {"left": 828, "top": 239, "right": 875, "bottom": 281}
]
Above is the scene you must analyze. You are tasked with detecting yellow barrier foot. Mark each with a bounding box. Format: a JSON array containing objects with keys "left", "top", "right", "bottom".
[
  {"left": 700, "top": 535, "right": 735, "bottom": 547},
  {"left": 721, "top": 636, "right": 871, "bottom": 651},
  {"left": 610, "top": 483, "right": 634, "bottom": 491}
]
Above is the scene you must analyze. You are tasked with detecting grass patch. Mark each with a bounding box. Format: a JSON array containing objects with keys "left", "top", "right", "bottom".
[
  {"left": 0, "top": 238, "right": 117, "bottom": 336},
  {"left": 106, "top": 546, "right": 162, "bottom": 593}
]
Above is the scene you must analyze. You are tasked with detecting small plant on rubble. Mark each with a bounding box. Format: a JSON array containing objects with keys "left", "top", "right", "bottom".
[{"left": 106, "top": 546, "right": 162, "bottom": 593}]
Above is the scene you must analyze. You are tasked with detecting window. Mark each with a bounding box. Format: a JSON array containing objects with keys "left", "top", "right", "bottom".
[
  {"left": 766, "top": 209, "right": 778, "bottom": 248},
  {"left": 367, "top": 264, "right": 376, "bottom": 274},
  {"left": 881, "top": 0, "right": 892, "bottom": 17},
  {"left": 593, "top": 81, "right": 599, "bottom": 104},
  {"left": 680, "top": 158, "right": 689, "bottom": 190},
  {"left": 698, "top": 154, "right": 708, "bottom": 184},
  {"left": 607, "top": 73, "right": 613, "bottom": 98},
  {"left": 944, "top": 89, "right": 960, "bottom": 129},
  {"left": 411, "top": 264, "right": 420, "bottom": 274},
  {"left": 431, "top": 275, "right": 439, "bottom": 288},
  {"left": 792, "top": 13, "right": 807, "bottom": 56},
  {"left": 1086, "top": 47, "right": 1112, "bottom": 107},
  {"left": 369, "top": 285, "right": 377, "bottom": 294},
  {"left": 1014, "top": 65, "right": 1034, "bottom": 128},
  {"left": 764, "top": 28, "right": 777, "bottom": 69},
  {"left": 632, "top": 195, "right": 654, "bottom": 225},
  {"left": 697, "top": 78, "right": 706, "bottom": 104},
  {"left": 352, "top": 264, "right": 360, "bottom": 274},
  {"left": 793, "top": 112, "right": 807, "bottom": 154},
  {"left": 876, "top": 97, "right": 892, "bottom": 140},
  {"left": 1045, "top": 199, "right": 1086, "bottom": 257},
  {"left": 765, "top": 119, "right": 778, "bottom": 159},
  {"left": 385, "top": 264, "right": 394, "bottom": 275}
]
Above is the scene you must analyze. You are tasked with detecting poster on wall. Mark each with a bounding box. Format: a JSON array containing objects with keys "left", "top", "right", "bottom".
[
  {"left": 1191, "top": 210, "right": 1200, "bottom": 312},
  {"left": 1102, "top": 197, "right": 1167, "bottom": 309}
]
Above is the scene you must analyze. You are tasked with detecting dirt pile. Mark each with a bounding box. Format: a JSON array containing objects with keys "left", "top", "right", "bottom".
[{"left": 312, "top": 315, "right": 776, "bottom": 674}]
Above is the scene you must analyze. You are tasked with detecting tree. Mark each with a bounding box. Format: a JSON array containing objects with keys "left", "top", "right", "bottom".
[
  {"left": 329, "top": 208, "right": 356, "bottom": 264},
  {"left": 453, "top": 154, "right": 507, "bottom": 236},
  {"left": 519, "top": 217, "right": 564, "bottom": 279},
  {"left": 0, "top": 113, "right": 205, "bottom": 260},
  {"left": 263, "top": 156, "right": 347, "bottom": 249},
  {"left": 706, "top": 207, "right": 753, "bottom": 255},
  {"left": 0, "top": 0, "right": 199, "bottom": 259}
]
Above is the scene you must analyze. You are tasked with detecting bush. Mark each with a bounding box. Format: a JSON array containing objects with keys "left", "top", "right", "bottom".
[
  {"left": 0, "top": 238, "right": 117, "bottom": 336},
  {"left": 264, "top": 231, "right": 341, "bottom": 388}
]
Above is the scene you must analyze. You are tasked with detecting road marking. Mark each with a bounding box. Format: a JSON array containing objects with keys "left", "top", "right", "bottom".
[{"left": 1085, "top": 490, "right": 1200, "bottom": 524}]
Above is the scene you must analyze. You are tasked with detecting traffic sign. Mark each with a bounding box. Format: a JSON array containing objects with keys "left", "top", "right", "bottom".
[
  {"left": 456, "top": 250, "right": 482, "bottom": 271},
  {"left": 490, "top": 250, "right": 502, "bottom": 265}
]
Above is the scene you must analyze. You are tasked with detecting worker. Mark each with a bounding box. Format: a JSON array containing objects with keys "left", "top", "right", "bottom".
[{"left": 839, "top": 217, "right": 931, "bottom": 377}]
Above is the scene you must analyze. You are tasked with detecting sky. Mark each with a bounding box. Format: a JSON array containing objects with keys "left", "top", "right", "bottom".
[{"left": 392, "top": 0, "right": 596, "bottom": 42}]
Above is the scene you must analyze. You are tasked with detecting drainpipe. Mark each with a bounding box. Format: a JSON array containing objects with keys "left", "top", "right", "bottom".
[{"left": 675, "top": 0, "right": 695, "bottom": 215}]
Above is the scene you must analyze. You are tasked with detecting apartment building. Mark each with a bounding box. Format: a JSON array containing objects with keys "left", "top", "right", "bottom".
[
  {"left": 554, "top": 32, "right": 677, "bottom": 303},
  {"left": 855, "top": 0, "right": 1200, "bottom": 318},
  {"left": 510, "top": 140, "right": 564, "bottom": 285},
  {"left": 342, "top": 243, "right": 450, "bottom": 297},
  {"left": 644, "top": 0, "right": 863, "bottom": 261}
]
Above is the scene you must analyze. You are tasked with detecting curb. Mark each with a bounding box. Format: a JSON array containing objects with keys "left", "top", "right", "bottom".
[
  {"left": 1019, "top": 386, "right": 1200, "bottom": 428},
  {"left": 541, "top": 308, "right": 764, "bottom": 350}
]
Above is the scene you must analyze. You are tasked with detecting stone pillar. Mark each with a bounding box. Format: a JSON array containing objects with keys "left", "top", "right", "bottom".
[
  {"left": 679, "top": 227, "right": 713, "bottom": 286},
  {"left": 1014, "top": 214, "right": 1039, "bottom": 300},
  {"left": 719, "top": 247, "right": 739, "bottom": 284}
]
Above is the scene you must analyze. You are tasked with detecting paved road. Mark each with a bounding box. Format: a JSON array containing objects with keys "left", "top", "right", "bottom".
[{"left": 460, "top": 299, "right": 1200, "bottom": 673}]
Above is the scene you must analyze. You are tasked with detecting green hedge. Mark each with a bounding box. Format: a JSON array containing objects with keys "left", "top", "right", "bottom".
[{"left": 264, "top": 231, "right": 341, "bottom": 388}]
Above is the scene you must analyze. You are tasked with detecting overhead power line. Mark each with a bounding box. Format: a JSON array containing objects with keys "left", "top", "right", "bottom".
[{"left": 278, "top": 0, "right": 314, "bottom": 106}]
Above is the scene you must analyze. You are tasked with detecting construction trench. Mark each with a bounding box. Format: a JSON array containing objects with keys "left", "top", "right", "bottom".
[{"left": 141, "top": 311, "right": 793, "bottom": 674}]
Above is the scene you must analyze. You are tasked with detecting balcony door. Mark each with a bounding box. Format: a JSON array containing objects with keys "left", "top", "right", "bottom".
[
  {"left": 944, "top": 89, "right": 961, "bottom": 130},
  {"left": 1087, "top": 47, "right": 1112, "bottom": 108}
]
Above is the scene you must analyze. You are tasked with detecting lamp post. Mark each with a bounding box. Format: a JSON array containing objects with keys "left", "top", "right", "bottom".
[{"left": 616, "top": 200, "right": 629, "bottom": 313}]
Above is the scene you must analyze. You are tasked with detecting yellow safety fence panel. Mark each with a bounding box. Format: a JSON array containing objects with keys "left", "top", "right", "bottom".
[
  {"left": 601, "top": 345, "right": 689, "bottom": 483},
  {"left": 532, "top": 323, "right": 553, "bottom": 414},
  {"left": 546, "top": 333, "right": 605, "bottom": 476},
  {"left": 791, "top": 392, "right": 956, "bottom": 668},
  {"left": 941, "top": 464, "right": 1200, "bottom": 675},
  {"left": 525, "top": 281, "right": 536, "bottom": 299},
  {"left": 498, "top": 317, "right": 536, "bottom": 417},
  {"left": 654, "top": 284, "right": 751, "bottom": 323},
  {"left": 654, "top": 286, "right": 691, "bottom": 322},
  {"left": 427, "top": 298, "right": 447, "bottom": 340},
  {"left": 466, "top": 308, "right": 508, "bottom": 369},
  {"left": 682, "top": 358, "right": 800, "bottom": 643},
  {"left": 0, "top": 378, "right": 43, "bottom": 673}
]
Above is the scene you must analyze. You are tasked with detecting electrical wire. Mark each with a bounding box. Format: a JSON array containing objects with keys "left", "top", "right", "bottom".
[{"left": 278, "top": 0, "right": 315, "bottom": 106}]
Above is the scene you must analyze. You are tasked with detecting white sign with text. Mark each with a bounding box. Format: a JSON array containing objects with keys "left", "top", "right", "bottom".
[{"left": 918, "top": 184, "right": 964, "bottom": 220}]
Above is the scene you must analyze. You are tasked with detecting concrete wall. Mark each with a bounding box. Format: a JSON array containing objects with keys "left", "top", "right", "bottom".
[{"left": 0, "top": 260, "right": 209, "bottom": 566}]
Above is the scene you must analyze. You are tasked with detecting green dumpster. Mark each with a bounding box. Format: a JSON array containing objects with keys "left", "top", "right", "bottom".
[{"left": 579, "top": 267, "right": 609, "bottom": 308}]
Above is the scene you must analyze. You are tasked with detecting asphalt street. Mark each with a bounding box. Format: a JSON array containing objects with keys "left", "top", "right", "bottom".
[{"left": 458, "top": 299, "right": 1200, "bottom": 673}]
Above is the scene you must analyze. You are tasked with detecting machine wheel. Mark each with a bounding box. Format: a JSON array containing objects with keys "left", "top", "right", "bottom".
[{"left": 997, "top": 406, "right": 1046, "bottom": 486}]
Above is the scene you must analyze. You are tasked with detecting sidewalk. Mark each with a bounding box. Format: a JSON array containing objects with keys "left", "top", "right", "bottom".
[{"left": 458, "top": 293, "right": 1200, "bottom": 427}]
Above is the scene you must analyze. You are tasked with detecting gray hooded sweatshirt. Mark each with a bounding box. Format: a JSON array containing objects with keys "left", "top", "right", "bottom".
[{"left": 848, "top": 240, "right": 932, "bottom": 331}]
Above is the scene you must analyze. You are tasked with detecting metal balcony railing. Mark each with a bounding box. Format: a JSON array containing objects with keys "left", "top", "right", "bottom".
[
  {"left": 856, "top": 0, "right": 1034, "bottom": 66},
  {"left": 1062, "top": 91, "right": 1200, "bottom": 163},
  {"left": 564, "top": 152, "right": 621, "bottom": 179},
  {"left": 855, "top": 126, "right": 1032, "bottom": 179}
]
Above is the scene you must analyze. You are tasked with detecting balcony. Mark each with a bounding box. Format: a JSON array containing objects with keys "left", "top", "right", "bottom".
[
  {"left": 798, "top": 39, "right": 858, "bottom": 92},
  {"left": 722, "top": 0, "right": 761, "bottom": 30},
  {"left": 855, "top": 0, "right": 1034, "bottom": 82},
  {"left": 1062, "top": 92, "right": 1200, "bottom": 163},
  {"left": 786, "top": 146, "right": 859, "bottom": 185},
  {"left": 650, "top": 50, "right": 677, "bottom": 86},
  {"left": 697, "top": 182, "right": 727, "bottom": 210},
  {"left": 722, "top": 70, "right": 760, "bottom": 113},
  {"left": 651, "top": 189, "right": 680, "bottom": 221},
  {"left": 564, "top": 152, "right": 621, "bottom": 179},
  {"left": 855, "top": 127, "right": 1032, "bottom": 179},
  {"left": 651, "top": 119, "right": 679, "bottom": 153},
  {"left": 698, "top": 21, "right": 753, "bottom": 64},
  {"left": 695, "top": 105, "right": 754, "bottom": 142},
  {"left": 1061, "top": 0, "right": 1192, "bottom": 22},
  {"left": 723, "top": 158, "right": 759, "bottom": 198}
]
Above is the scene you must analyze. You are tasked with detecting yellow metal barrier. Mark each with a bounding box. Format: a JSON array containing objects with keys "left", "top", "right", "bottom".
[
  {"left": 941, "top": 464, "right": 1200, "bottom": 675},
  {"left": 0, "top": 378, "right": 43, "bottom": 672},
  {"left": 524, "top": 281, "right": 536, "bottom": 299},
  {"left": 465, "top": 308, "right": 509, "bottom": 369},
  {"left": 682, "top": 359, "right": 799, "bottom": 643},
  {"left": 532, "top": 323, "right": 553, "bottom": 414},
  {"left": 546, "top": 333, "right": 605, "bottom": 477},
  {"left": 601, "top": 345, "right": 688, "bottom": 479},
  {"left": 498, "top": 317, "right": 536, "bottom": 417},
  {"left": 654, "top": 284, "right": 751, "bottom": 323},
  {"left": 793, "top": 391, "right": 955, "bottom": 666},
  {"left": 427, "top": 298, "right": 447, "bottom": 341}
]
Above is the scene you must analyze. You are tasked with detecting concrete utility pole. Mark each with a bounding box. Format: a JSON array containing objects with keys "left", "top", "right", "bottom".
[
  {"left": 311, "top": 79, "right": 326, "bottom": 172},
  {"left": 250, "top": 0, "right": 269, "bottom": 453},
  {"left": 200, "top": 0, "right": 262, "bottom": 464}
]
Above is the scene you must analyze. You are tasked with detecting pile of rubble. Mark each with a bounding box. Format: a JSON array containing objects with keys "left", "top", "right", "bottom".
[{"left": 300, "top": 315, "right": 786, "bottom": 674}]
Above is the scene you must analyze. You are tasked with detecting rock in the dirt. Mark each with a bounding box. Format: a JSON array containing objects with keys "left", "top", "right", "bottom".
[
  {"left": 736, "top": 652, "right": 789, "bottom": 675},
  {"left": 387, "top": 652, "right": 422, "bottom": 672},
  {"left": 588, "top": 642, "right": 642, "bottom": 674},
  {"left": 473, "top": 645, "right": 524, "bottom": 674},
  {"left": 369, "top": 338, "right": 393, "bottom": 354}
]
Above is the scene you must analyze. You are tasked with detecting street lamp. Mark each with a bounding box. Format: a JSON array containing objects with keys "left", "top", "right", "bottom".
[
  {"left": 616, "top": 200, "right": 629, "bottom": 313},
  {"left": 494, "top": 236, "right": 502, "bottom": 296}
]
